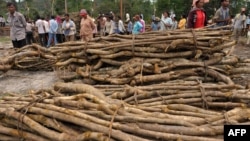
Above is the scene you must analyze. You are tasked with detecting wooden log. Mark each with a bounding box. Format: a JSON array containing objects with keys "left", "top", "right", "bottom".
[
  {"left": 100, "top": 51, "right": 194, "bottom": 59},
  {"left": 0, "top": 125, "right": 49, "bottom": 141},
  {"left": 134, "top": 123, "right": 223, "bottom": 136},
  {"left": 0, "top": 108, "right": 71, "bottom": 141},
  {"left": 28, "top": 114, "right": 80, "bottom": 136},
  {"left": 54, "top": 82, "right": 106, "bottom": 100},
  {"left": 75, "top": 132, "right": 112, "bottom": 141},
  {"left": 0, "top": 134, "right": 20, "bottom": 141}
]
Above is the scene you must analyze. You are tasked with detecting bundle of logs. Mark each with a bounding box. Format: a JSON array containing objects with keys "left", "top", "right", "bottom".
[
  {"left": 0, "top": 27, "right": 250, "bottom": 85},
  {"left": 0, "top": 82, "right": 250, "bottom": 141},
  {"left": 1, "top": 27, "right": 250, "bottom": 140}
]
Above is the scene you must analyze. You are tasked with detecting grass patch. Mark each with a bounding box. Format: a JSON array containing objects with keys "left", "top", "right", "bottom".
[{"left": 0, "top": 36, "right": 11, "bottom": 43}]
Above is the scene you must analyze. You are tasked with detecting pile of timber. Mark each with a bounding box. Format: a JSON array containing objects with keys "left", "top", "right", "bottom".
[
  {"left": 1, "top": 27, "right": 250, "bottom": 140},
  {"left": 0, "top": 27, "right": 250, "bottom": 85},
  {"left": 0, "top": 82, "right": 250, "bottom": 141}
]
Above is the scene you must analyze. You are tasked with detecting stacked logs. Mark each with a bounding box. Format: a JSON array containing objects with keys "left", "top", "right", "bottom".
[
  {"left": 0, "top": 82, "right": 250, "bottom": 141},
  {"left": 1, "top": 27, "right": 250, "bottom": 140},
  {"left": 1, "top": 27, "right": 249, "bottom": 85}
]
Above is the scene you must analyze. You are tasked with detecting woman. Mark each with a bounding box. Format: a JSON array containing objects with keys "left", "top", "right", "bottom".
[
  {"left": 132, "top": 15, "right": 143, "bottom": 35},
  {"left": 178, "top": 14, "right": 187, "bottom": 29},
  {"left": 187, "top": 0, "right": 208, "bottom": 28}
]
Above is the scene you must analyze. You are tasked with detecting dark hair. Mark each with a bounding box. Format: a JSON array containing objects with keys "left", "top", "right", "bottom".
[
  {"left": 64, "top": 13, "right": 69, "bottom": 17},
  {"left": 164, "top": 11, "right": 170, "bottom": 16},
  {"left": 195, "top": 0, "right": 200, "bottom": 5},
  {"left": 117, "top": 16, "right": 121, "bottom": 19},
  {"left": 221, "top": 0, "right": 227, "bottom": 2},
  {"left": 6, "top": 2, "right": 16, "bottom": 8},
  {"left": 51, "top": 15, "right": 55, "bottom": 19},
  {"left": 182, "top": 14, "right": 186, "bottom": 19}
]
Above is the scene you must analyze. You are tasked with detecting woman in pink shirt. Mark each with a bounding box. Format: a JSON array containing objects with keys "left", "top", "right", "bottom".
[{"left": 139, "top": 15, "right": 145, "bottom": 33}]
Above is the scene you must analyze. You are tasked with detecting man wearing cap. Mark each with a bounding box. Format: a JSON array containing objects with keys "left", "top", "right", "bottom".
[
  {"left": 150, "top": 17, "right": 161, "bottom": 31},
  {"left": 80, "top": 9, "right": 96, "bottom": 42},
  {"left": 233, "top": 8, "right": 246, "bottom": 43}
]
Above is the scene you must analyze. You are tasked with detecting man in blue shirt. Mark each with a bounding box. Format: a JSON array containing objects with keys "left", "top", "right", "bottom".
[{"left": 47, "top": 15, "right": 58, "bottom": 47}]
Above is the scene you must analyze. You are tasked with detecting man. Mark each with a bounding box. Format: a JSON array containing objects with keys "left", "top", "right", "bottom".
[
  {"left": 35, "top": 16, "right": 46, "bottom": 46},
  {"left": 46, "top": 15, "right": 58, "bottom": 48},
  {"left": 62, "top": 13, "right": 76, "bottom": 41},
  {"left": 213, "top": 0, "right": 230, "bottom": 27},
  {"left": 6, "top": 2, "right": 27, "bottom": 48},
  {"left": 25, "top": 20, "right": 35, "bottom": 44},
  {"left": 117, "top": 16, "right": 126, "bottom": 34},
  {"left": 0, "top": 15, "right": 5, "bottom": 27},
  {"left": 42, "top": 17, "right": 49, "bottom": 45},
  {"left": 246, "top": 14, "right": 250, "bottom": 32},
  {"left": 79, "top": 9, "right": 95, "bottom": 42},
  {"left": 233, "top": 8, "right": 246, "bottom": 43},
  {"left": 160, "top": 11, "right": 173, "bottom": 31}
]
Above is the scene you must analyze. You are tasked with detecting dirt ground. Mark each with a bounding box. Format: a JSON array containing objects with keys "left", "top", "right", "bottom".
[
  {"left": 0, "top": 36, "right": 250, "bottom": 94},
  {"left": 0, "top": 40, "right": 60, "bottom": 94}
]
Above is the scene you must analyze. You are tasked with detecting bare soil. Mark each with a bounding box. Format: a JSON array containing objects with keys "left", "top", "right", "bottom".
[
  {"left": 0, "top": 40, "right": 60, "bottom": 94},
  {"left": 0, "top": 36, "right": 250, "bottom": 94}
]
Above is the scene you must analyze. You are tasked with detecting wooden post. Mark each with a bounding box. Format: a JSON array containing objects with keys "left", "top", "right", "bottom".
[
  {"left": 65, "top": 0, "right": 68, "bottom": 13},
  {"left": 51, "top": 0, "right": 55, "bottom": 15},
  {"left": 120, "top": 0, "right": 123, "bottom": 19}
]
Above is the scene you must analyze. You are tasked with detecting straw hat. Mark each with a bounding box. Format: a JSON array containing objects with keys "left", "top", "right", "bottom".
[{"left": 155, "top": 17, "right": 160, "bottom": 22}]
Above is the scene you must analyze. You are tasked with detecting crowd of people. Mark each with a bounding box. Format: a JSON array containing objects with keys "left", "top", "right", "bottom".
[{"left": 3, "top": 0, "right": 250, "bottom": 48}]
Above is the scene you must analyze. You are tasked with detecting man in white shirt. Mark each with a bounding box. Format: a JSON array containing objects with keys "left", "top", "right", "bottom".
[
  {"left": 26, "top": 21, "right": 35, "bottom": 44},
  {"left": 0, "top": 15, "right": 5, "bottom": 27},
  {"left": 117, "top": 16, "right": 126, "bottom": 34},
  {"left": 42, "top": 17, "right": 49, "bottom": 45},
  {"left": 233, "top": 8, "right": 246, "bottom": 43},
  {"left": 35, "top": 16, "right": 46, "bottom": 46}
]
